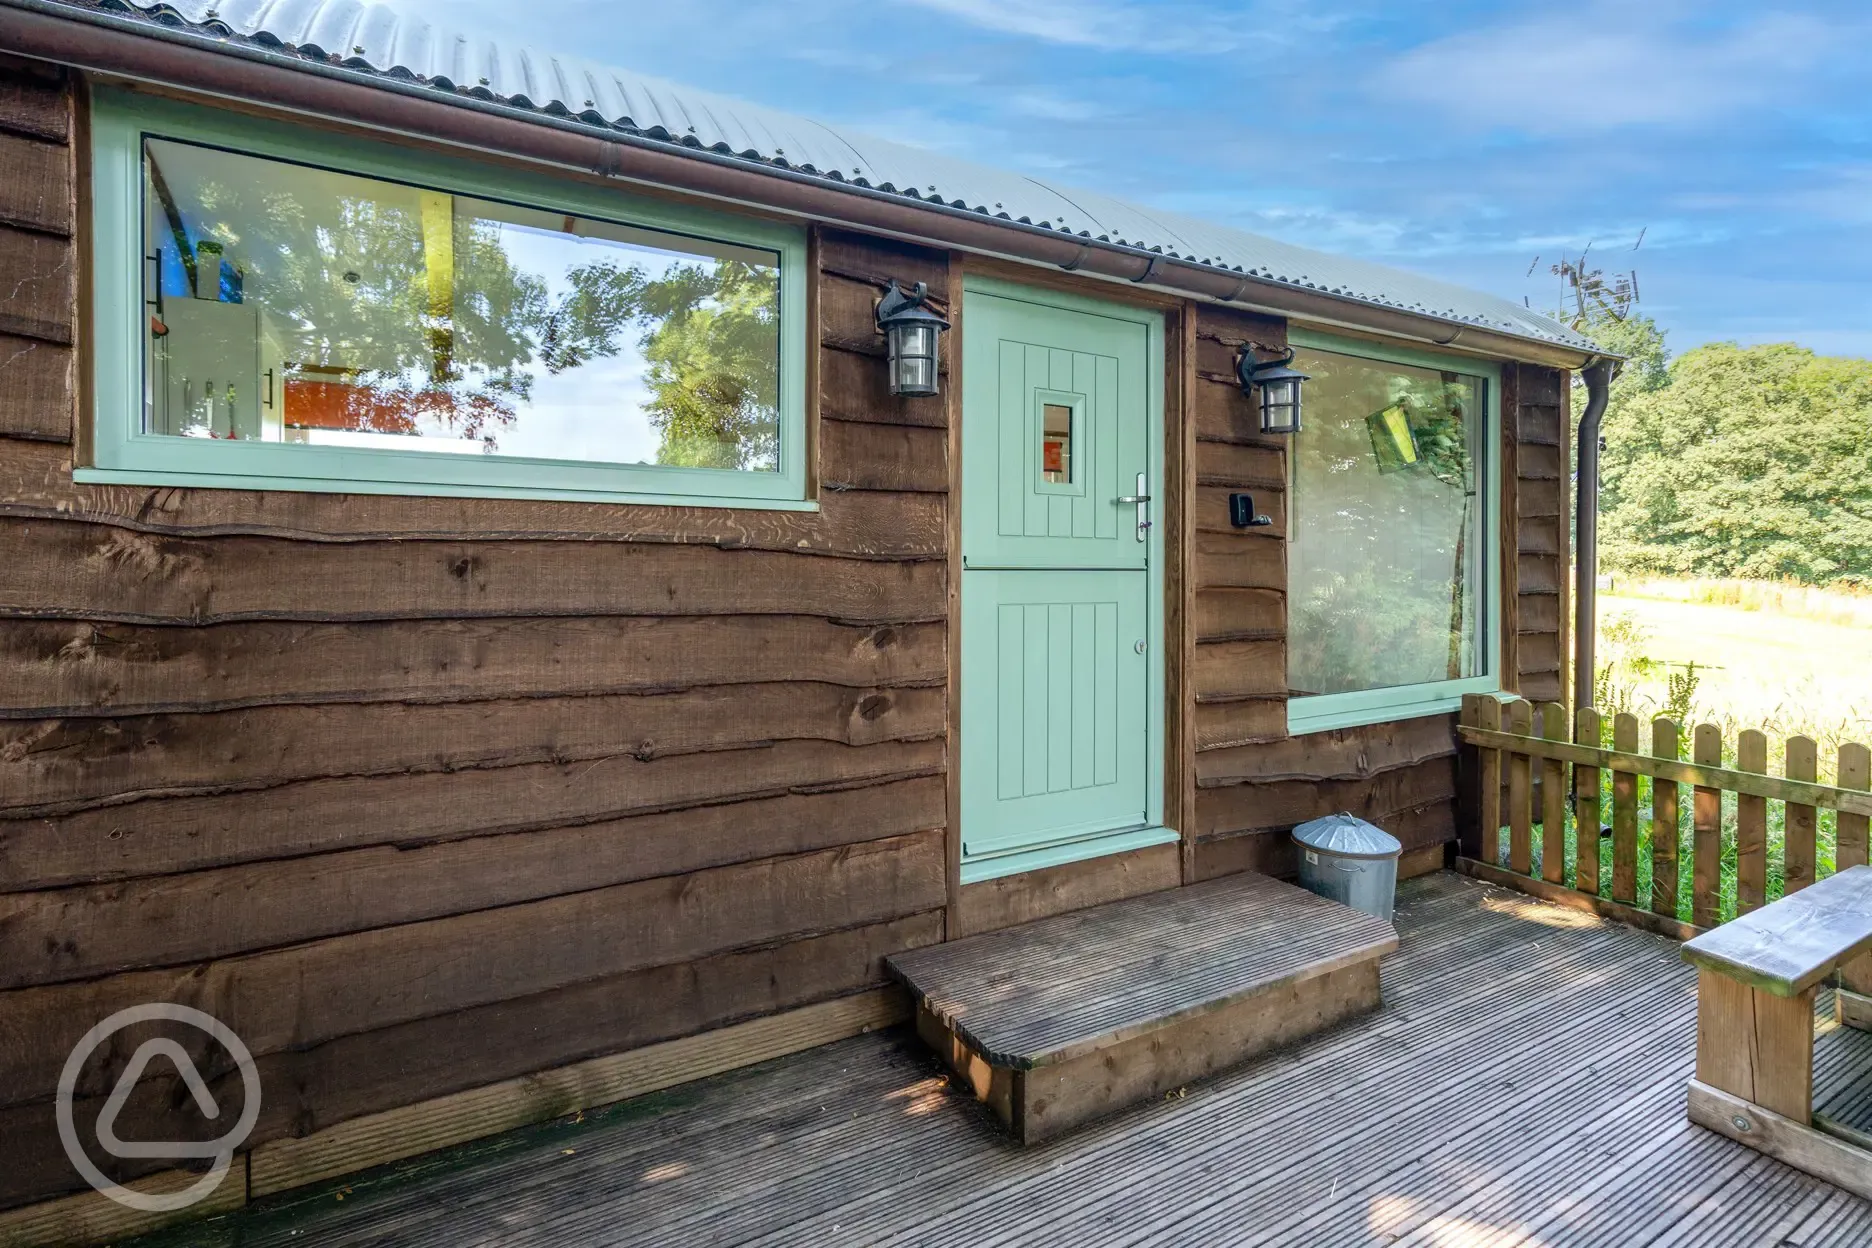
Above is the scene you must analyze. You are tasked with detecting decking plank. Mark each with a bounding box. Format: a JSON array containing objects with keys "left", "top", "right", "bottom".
[{"left": 124, "top": 873, "right": 1872, "bottom": 1248}]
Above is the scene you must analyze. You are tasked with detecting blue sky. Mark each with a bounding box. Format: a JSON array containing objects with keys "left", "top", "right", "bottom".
[{"left": 415, "top": 0, "right": 1872, "bottom": 359}]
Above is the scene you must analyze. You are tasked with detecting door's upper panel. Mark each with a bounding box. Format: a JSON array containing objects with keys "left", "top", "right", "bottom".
[{"left": 963, "top": 290, "right": 1150, "bottom": 571}]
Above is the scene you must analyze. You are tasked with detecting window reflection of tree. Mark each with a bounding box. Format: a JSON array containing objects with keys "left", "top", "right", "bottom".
[
  {"left": 149, "top": 145, "right": 781, "bottom": 469},
  {"left": 1290, "top": 352, "right": 1481, "bottom": 696}
]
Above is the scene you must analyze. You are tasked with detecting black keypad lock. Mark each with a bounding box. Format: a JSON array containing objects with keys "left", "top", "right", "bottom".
[{"left": 1228, "top": 493, "right": 1274, "bottom": 528}]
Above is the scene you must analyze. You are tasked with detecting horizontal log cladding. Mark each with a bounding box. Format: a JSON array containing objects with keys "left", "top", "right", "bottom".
[
  {"left": 1512, "top": 364, "right": 1570, "bottom": 702},
  {"left": 0, "top": 913, "right": 940, "bottom": 1207},
  {"left": 0, "top": 830, "right": 947, "bottom": 1111},
  {"left": 0, "top": 775, "right": 946, "bottom": 987},
  {"left": 819, "top": 227, "right": 949, "bottom": 297},
  {"left": 1197, "top": 715, "right": 1456, "bottom": 788},
  {"left": 1193, "top": 697, "right": 1287, "bottom": 752},
  {"left": 0, "top": 338, "right": 70, "bottom": 442},
  {"left": 1193, "top": 801, "right": 1455, "bottom": 884},
  {"left": 0, "top": 62, "right": 72, "bottom": 144},
  {"left": 1191, "top": 638, "right": 1284, "bottom": 702},
  {"left": 819, "top": 416, "right": 948, "bottom": 492},
  {"left": 1193, "top": 530, "right": 1284, "bottom": 591},
  {"left": 2, "top": 683, "right": 946, "bottom": 816},
  {"left": 818, "top": 345, "right": 948, "bottom": 429},
  {"left": 0, "top": 615, "right": 944, "bottom": 718},
  {"left": 1193, "top": 587, "right": 1283, "bottom": 642},
  {"left": 0, "top": 439, "right": 944, "bottom": 554},
  {"left": 0, "top": 226, "right": 72, "bottom": 345},
  {"left": 0, "top": 126, "right": 70, "bottom": 236},
  {"left": 1196, "top": 757, "right": 1459, "bottom": 838},
  {"left": 0, "top": 737, "right": 945, "bottom": 889},
  {"left": 0, "top": 519, "right": 947, "bottom": 624}
]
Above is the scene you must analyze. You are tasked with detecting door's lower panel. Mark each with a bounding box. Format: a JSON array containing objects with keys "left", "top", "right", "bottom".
[{"left": 960, "top": 568, "right": 1151, "bottom": 871}]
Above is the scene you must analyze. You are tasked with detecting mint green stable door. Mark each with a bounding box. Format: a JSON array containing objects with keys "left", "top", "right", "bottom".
[{"left": 959, "top": 281, "right": 1167, "bottom": 881}]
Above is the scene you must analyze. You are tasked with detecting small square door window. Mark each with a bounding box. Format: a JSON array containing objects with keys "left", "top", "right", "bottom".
[{"left": 1042, "top": 402, "right": 1073, "bottom": 484}]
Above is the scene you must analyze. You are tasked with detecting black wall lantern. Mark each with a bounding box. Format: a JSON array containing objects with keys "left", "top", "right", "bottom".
[
  {"left": 876, "top": 281, "right": 950, "bottom": 398},
  {"left": 1236, "top": 346, "right": 1309, "bottom": 436}
]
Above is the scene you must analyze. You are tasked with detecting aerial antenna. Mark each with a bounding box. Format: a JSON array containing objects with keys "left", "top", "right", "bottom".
[{"left": 1534, "top": 231, "right": 1644, "bottom": 328}]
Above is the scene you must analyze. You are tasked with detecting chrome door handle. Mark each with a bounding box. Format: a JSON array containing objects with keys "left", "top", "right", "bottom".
[{"left": 1116, "top": 472, "right": 1151, "bottom": 542}]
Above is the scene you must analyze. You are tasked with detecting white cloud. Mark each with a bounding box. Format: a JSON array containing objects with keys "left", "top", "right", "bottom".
[
  {"left": 897, "top": 0, "right": 1331, "bottom": 54},
  {"left": 1376, "top": 6, "right": 1842, "bottom": 133},
  {"left": 1004, "top": 89, "right": 1109, "bottom": 123}
]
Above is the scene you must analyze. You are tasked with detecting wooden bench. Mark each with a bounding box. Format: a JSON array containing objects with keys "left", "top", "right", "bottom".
[
  {"left": 1681, "top": 864, "right": 1872, "bottom": 1198},
  {"left": 887, "top": 872, "right": 1397, "bottom": 1143}
]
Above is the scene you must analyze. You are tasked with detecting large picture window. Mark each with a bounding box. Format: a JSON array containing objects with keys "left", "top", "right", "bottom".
[
  {"left": 86, "top": 91, "right": 809, "bottom": 507},
  {"left": 1286, "top": 332, "right": 1500, "bottom": 733}
]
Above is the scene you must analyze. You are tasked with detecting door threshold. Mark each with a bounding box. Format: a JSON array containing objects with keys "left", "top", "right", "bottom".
[{"left": 960, "top": 825, "right": 1179, "bottom": 885}]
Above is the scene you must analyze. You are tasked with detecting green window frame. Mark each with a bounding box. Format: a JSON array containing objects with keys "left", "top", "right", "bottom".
[
  {"left": 1284, "top": 327, "right": 1503, "bottom": 736},
  {"left": 83, "top": 88, "right": 813, "bottom": 509}
]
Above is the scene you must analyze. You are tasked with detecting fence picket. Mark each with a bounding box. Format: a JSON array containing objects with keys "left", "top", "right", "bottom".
[
  {"left": 1611, "top": 713, "right": 1639, "bottom": 905},
  {"left": 1692, "top": 725, "right": 1723, "bottom": 929},
  {"left": 1456, "top": 714, "right": 1872, "bottom": 939},
  {"left": 1574, "top": 708, "right": 1603, "bottom": 895},
  {"left": 1784, "top": 736, "right": 1817, "bottom": 895},
  {"left": 1507, "top": 700, "right": 1533, "bottom": 876},
  {"left": 1475, "top": 696, "right": 1502, "bottom": 867},
  {"left": 1539, "top": 704, "right": 1568, "bottom": 884},
  {"left": 1840, "top": 743, "right": 1871, "bottom": 872},
  {"left": 1651, "top": 718, "right": 1680, "bottom": 918},
  {"left": 1736, "top": 729, "right": 1768, "bottom": 915}
]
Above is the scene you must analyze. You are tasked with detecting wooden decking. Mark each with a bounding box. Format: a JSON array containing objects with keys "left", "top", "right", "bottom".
[{"left": 133, "top": 872, "right": 1872, "bottom": 1246}]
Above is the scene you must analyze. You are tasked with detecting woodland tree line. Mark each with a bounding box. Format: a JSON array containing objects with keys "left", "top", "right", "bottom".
[{"left": 1582, "top": 313, "right": 1872, "bottom": 586}]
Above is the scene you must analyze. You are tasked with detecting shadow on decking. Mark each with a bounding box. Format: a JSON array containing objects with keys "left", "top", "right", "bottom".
[{"left": 129, "top": 873, "right": 1872, "bottom": 1247}]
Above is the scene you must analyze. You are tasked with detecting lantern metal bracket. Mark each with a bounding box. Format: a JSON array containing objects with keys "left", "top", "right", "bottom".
[
  {"left": 875, "top": 280, "right": 947, "bottom": 330},
  {"left": 1235, "top": 344, "right": 1296, "bottom": 390}
]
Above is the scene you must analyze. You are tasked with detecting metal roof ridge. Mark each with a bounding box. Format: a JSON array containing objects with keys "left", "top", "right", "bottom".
[{"left": 26, "top": 0, "right": 1601, "bottom": 354}]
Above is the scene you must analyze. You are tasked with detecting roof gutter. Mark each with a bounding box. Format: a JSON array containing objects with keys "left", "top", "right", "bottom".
[
  {"left": 0, "top": 0, "right": 1600, "bottom": 371},
  {"left": 1573, "top": 358, "right": 1614, "bottom": 715}
]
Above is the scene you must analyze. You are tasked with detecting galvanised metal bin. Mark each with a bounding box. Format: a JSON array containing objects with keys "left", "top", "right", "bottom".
[{"left": 1293, "top": 812, "right": 1403, "bottom": 924}]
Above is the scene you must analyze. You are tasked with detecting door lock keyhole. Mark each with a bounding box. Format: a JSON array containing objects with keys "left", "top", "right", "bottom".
[{"left": 1134, "top": 639, "right": 1147, "bottom": 655}]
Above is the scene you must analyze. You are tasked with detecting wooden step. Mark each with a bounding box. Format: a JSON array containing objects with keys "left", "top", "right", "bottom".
[{"left": 888, "top": 871, "right": 1398, "bottom": 1143}]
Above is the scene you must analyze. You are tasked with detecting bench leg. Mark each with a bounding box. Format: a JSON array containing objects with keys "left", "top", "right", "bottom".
[
  {"left": 1695, "top": 970, "right": 1814, "bottom": 1125},
  {"left": 1839, "top": 953, "right": 1872, "bottom": 1032}
]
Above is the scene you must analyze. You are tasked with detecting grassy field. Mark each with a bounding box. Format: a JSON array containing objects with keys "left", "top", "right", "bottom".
[
  {"left": 1511, "top": 577, "right": 1872, "bottom": 923},
  {"left": 1599, "top": 581, "right": 1872, "bottom": 757}
]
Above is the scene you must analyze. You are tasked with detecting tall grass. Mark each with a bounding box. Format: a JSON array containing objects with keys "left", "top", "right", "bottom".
[{"left": 1608, "top": 574, "right": 1872, "bottom": 630}]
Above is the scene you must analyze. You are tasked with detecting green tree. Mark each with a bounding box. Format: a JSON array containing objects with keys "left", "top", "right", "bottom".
[
  {"left": 1597, "top": 340, "right": 1872, "bottom": 584},
  {"left": 546, "top": 258, "right": 780, "bottom": 470}
]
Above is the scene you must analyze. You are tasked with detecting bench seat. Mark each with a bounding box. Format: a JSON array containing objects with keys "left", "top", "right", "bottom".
[
  {"left": 1682, "top": 864, "right": 1872, "bottom": 1199},
  {"left": 1682, "top": 865, "right": 1872, "bottom": 996}
]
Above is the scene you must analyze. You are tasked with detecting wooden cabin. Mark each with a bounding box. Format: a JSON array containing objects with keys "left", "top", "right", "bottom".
[{"left": 0, "top": 1, "right": 1604, "bottom": 1240}]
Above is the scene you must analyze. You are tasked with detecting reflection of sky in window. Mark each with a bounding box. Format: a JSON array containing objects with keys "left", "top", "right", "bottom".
[
  {"left": 480, "top": 220, "right": 683, "bottom": 465},
  {"left": 143, "top": 137, "right": 782, "bottom": 471}
]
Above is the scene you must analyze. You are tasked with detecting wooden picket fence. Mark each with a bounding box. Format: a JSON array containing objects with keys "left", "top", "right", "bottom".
[{"left": 1455, "top": 693, "right": 1872, "bottom": 938}]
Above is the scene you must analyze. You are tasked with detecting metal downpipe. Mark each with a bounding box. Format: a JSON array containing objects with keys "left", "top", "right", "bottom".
[{"left": 1573, "top": 358, "right": 1614, "bottom": 713}]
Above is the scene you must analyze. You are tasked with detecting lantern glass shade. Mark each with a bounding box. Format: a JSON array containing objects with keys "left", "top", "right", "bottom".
[
  {"left": 1259, "top": 371, "right": 1303, "bottom": 435},
  {"left": 888, "top": 322, "right": 940, "bottom": 397}
]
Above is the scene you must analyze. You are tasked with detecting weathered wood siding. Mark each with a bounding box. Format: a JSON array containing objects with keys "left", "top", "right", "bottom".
[
  {"left": 1187, "top": 311, "right": 1561, "bottom": 884},
  {"left": 1508, "top": 363, "right": 1571, "bottom": 703},
  {"left": 0, "top": 63, "right": 948, "bottom": 1210},
  {"left": 0, "top": 56, "right": 1574, "bottom": 1215}
]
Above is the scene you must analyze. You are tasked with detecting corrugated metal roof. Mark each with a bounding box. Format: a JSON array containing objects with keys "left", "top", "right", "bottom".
[{"left": 46, "top": 0, "right": 1598, "bottom": 353}]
